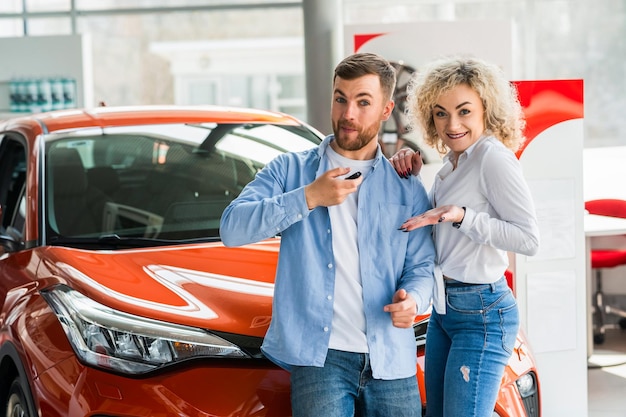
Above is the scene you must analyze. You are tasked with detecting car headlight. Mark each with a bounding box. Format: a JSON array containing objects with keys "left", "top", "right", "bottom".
[
  {"left": 516, "top": 372, "right": 537, "bottom": 398},
  {"left": 41, "top": 285, "right": 249, "bottom": 375}
]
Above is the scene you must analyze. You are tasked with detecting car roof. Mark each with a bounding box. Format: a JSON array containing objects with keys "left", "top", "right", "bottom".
[{"left": 0, "top": 105, "right": 306, "bottom": 135}]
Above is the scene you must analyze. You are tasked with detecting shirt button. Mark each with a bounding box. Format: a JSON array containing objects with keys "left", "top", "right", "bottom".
[
  {"left": 327, "top": 229, "right": 331, "bottom": 234},
  {"left": 323, "top": 327, "right": 329, "bottom": 332},
  {"left": 327, "top": 295, "right": 332, "bottom": 300},
  {"left": 297, "top": 213, "right": 303, "bottom": 219},
  {"left": 327, "top": 263, "right": 333, "bottom": 269}
]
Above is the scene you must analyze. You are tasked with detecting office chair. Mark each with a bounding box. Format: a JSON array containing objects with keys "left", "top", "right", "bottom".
[{"left": 585, "top": 199, "right": 626, "bottom": 344}]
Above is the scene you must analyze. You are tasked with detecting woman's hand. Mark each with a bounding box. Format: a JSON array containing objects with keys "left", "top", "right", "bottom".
[
  {"left": 399, "top": 205, "right": 465, "bottom": 231},
  {"left": 389, "top": 149, "right": 423, "bottom": 178}
]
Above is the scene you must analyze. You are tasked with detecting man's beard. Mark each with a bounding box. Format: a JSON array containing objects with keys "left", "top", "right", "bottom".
[{"left": 332, "top": 120, "right": 380, "bottom": 152}]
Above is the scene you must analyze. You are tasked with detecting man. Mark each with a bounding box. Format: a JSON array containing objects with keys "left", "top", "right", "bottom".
[{"left": 220, "top": 52, "right": 435, "bottom": 417}]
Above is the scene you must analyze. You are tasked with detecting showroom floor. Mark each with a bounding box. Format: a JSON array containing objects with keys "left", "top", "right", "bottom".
[{"left": 587, "top": 326, "right": 626, "bottom": 416}]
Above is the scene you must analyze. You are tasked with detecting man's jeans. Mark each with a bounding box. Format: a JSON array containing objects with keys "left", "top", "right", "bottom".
[
  {"left": 290, "top": 348, "right": 421, "bottom": 417},
  {"left": 424, "top": 276, "right": 519, "bottom": 417}
]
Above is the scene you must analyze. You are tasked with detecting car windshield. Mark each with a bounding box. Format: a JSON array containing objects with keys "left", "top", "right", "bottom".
[{"left": 44, "top": 122, "right": 320, "bottom": 245}]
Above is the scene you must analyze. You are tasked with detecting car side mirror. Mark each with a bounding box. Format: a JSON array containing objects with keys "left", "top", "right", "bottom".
[{"left": 0, "top": 233, "right": 19, "bottom": 253}]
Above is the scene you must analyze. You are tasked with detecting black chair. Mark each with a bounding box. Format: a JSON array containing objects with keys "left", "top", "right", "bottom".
[{"left": 49, "top": 148, "right": 110, "bottom": 236}]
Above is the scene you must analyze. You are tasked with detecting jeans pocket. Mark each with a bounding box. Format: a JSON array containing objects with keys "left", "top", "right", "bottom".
[
  {"left": 499, "top": 298, "right": 519, "bottom": 355},
  {"left": 446, "top": 289, "right": 486, "bottom": 314}
]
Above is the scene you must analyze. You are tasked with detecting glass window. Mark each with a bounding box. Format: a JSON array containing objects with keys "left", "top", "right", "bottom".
[
  {"left": 75, "top": 8, "right": 304, "bottom": 107},
  {"left": 75, "top": 0, "right": 298, "bottom": 10},
  {"left": 26, "top": 0, "right": 71, "bottom": 12},
  {"left": 275, "top": 74, "right": 306, "bottom": 120},
  {"left": 0, "top": 19, "right": 23, "bottom": 37},
  {"left": 1, "top": 0, "right": 625, "bottom": 147},
  {"left": 0, "top": 0, "right": 21, "bottom": 13},
  {"left": 186, "top": 79, "right": 218, "bottom": 106},
  {"left": 27, "top": 17, "right": 72, "bottom": 35},
  {"left": 278, "top": 104, "right": 306, "bottom": 123},
  {"left": 276, "top": 74, "right": 304, "bottom": 100},
  {"left": 249, "top": 76, "right": 271, "bottom": 110},
  {"left": 44, "top": 121, "right": 319, "bottom": 241}
]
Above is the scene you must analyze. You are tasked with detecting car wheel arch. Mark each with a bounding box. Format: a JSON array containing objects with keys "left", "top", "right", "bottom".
[{"left": 0, "top": 341, "right": 38, "bottom": 417}]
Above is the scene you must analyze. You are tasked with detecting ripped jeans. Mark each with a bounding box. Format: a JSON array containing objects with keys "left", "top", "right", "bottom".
[{"left": 424, "top": 276, "right": 519, "bottom": 417}]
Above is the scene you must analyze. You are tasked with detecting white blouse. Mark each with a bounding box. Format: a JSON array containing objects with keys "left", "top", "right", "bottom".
[{"left": 430, "top": 134, "right": 540, "bottom": 313}]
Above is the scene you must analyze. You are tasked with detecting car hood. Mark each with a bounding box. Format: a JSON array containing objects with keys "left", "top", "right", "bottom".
[{"left": 39, "top": 240, "right": 279, "bottom": 338}]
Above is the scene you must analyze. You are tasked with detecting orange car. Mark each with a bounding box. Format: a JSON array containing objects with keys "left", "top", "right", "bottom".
[{"left": 0, "top": 106, "right": 540, "bottom": 416}]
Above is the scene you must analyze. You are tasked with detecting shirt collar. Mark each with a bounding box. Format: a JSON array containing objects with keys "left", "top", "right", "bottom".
[
  {"left": 442, "top": 133, "right": 490, "bottom": 165},
  {"left": 319, "top": 135, "right": 385, "bottom": 168}
]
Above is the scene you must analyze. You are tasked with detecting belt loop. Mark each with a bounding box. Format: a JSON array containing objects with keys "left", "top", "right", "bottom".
[{"left": 491, "top": 276, "right": 504, "bottom": 292}]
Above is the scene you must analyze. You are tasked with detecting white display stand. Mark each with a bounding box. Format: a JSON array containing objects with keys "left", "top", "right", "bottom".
[
  {"left": 0, "top": 34, "right": 93, "bottom": 118},
  {"left": 513, "top": 79, "right": 586, "bottom": 415},
  {"left": 345, "top": 23, "right": 587, "bottom": 416}
]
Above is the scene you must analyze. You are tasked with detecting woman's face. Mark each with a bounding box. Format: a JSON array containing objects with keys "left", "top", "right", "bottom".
[{"left": 432, "top": 83, "right": 485, "bottom": 155}]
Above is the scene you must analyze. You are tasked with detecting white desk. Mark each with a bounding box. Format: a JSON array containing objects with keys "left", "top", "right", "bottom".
[
  {"left": 584, "top": 214, "right": 626, "bottom": 356},
  {"left": 585, "top": 214, "right": 626, "bottom": 238}
]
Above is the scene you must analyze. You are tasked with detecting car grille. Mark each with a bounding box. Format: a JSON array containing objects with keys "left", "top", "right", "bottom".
[
  {"left": 522, "top": 393, "right": 539, "bottom": 417},
  {"left": 413, "top": 316, "right": 428, "bottom": 347},
  {"left": 521, "top": 372, "right": 540, "bottom": 417}
]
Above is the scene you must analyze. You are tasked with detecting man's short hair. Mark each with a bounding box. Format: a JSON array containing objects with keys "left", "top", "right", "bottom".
[{"left": 334, "top": 53, "right": 397, "bottom": 101}]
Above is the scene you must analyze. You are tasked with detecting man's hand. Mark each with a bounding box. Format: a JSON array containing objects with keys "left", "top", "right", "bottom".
[
  {"left": 384, "top": 289, "right": 417, "bottom": 328},
  {"left": 389, "top": 149, "right": 423, "bottom": 178},
  {"left": 304, "top": 167, "right": 363, "bottom": 210}
]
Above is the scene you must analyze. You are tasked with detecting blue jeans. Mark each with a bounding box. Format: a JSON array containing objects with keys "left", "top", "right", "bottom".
[
  {"left": 290, "top": 349, "right": 422, "bottom": 417},
  {"left": 424, "top": 277, "right": 519, "bottom": 417}
]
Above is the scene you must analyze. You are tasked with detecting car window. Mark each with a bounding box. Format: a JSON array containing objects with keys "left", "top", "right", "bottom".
[
  {"left": 0, "top": 135, "right": 27, "bottom": 245},
  {"left": 45, "top": 122, "right": 319, "bottom": 244}
]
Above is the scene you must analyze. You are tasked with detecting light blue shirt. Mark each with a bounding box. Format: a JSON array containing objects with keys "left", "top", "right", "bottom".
[{"left": 220, "top": 136, "right": 435, "bottom": 379}]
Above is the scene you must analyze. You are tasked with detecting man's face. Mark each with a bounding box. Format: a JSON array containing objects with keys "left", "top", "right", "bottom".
[{"left": 331, "top": 74, "right": 394, "bottom": 157}]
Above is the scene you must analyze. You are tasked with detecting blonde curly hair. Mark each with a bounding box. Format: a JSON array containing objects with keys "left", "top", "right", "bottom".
[{"left": 406, "top": 55, "right": 525, "bottom": 154}]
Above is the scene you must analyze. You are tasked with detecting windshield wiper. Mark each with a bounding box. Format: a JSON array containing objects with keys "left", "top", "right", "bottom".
[
  {"left": 49, "top": 234, "right": 219, "bottom": 249},
  {"left": 98, "top": 234, "right": 219, "bottom": 247}
]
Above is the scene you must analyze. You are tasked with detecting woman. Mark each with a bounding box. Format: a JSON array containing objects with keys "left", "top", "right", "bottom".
[{"left": 390, "top": 56, "right": 540, "bottom": 417}]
